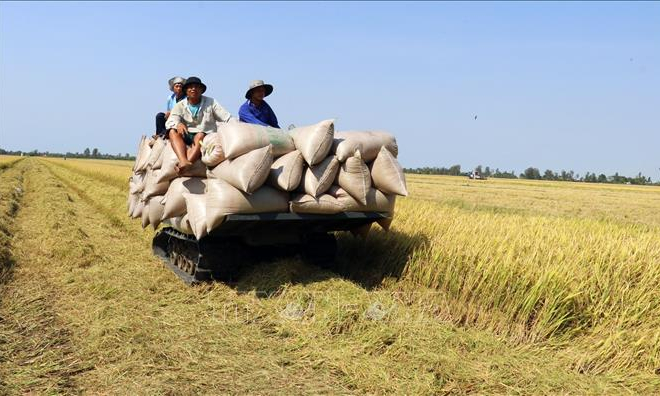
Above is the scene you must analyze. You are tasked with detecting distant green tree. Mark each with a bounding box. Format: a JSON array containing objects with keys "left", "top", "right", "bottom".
[
  {"left": 399, "top": 164, "right": 657, "bottom": 184},
  {"left": 448, "top": 165, "right": 461, "bottom": 176},
  {"left": 523, "top": 167, "right": 542, "bottom": 180},
  {"left": 83, "top": 148, "right": 91, "bottom": 157},
  {"left": 92, "top": 148, "right": 99, "bottom": 158},
  {"left": 584, "top": 172, "right": 598, "bottom": 183},
  {"left": 543, "top": 169, "right": 556, "bottom": 180}
]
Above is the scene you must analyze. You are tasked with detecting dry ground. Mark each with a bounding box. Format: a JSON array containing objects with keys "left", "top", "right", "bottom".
[{"left": 1, "top": 157, "right": 658, "bottom": 394}]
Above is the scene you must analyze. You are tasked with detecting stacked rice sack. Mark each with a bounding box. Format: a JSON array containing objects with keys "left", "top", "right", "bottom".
[
  {"left": 127, "top": 120, "right": 407, "bottom": 239},
  {"left": 127, "top": 134, "right": 206, "bottom": 234}
]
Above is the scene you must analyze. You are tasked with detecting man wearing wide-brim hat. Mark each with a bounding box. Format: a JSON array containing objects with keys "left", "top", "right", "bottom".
[
  {"left": 238, "top": 80, "right": 280, "bottom": 128},
  {"left": 165, "top": 76, "right": 234, "bottom": 173},
  {"left": 155, "top": 76, "right": 186, "bottom": 137}
]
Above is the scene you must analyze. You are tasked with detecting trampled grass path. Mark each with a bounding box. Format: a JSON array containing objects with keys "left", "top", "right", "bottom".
[{"left": 0, "top": 158, "right": 658, "bottom": 394}]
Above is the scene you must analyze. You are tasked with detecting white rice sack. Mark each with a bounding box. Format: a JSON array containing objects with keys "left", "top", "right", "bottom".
[
  {"left": 127, "top": 190, "right": 133, "bottom": 215},
  {"left": 131, "top": 198, "right": 145, "bottom": 219},
  {"left": 267, "top": 128, "right": 296, "bottom": 157},
  {"left": 135, "top": 137, "right": 153, "bottom": 172},
  {"left": 290, "top": 194, "right": 344, "bottom": 214},
  {"left": 146, "top": 136, "right": 166, "bottom": 169},
  {"left": 337, "top": 151, "right": 371, "bottom": 205},
  {"left": 131, "top": 135, "right": 143, "bottom": 171},
  {"left": 291, "top": 119, "right": 335, "bottom": 166},
  {"left": 164, "top": 215, "right": 194, "bottom": 235},
  {"left": 148, "top": 195, "right": 166, "bottom": 229},
  {"left": 267, "top": 150, "right": 304, "bottom": 191},
  {"left": 300, "top": 155, "right": 340, "bottom": 197},
  {"left": 156, "top": 142, "right": 206, "bottom": 183},
  {"left": 370, "top": 146, "right": 408, "bottom": 196},
  {"left": 219, "top": 122, "right": 294, "bottom": 159},
  {"left": 207, "top": 146, "right": 272, "bottom": 194},
  {"left": 141, "top": 200, "right": 151, "bottom": 229},
  {"left": 128, "top": 192, "right": 139, "bottom": 217},
  {"left": 140, "top": 137, "right": 158, "bottom": 171},
  {"left": 200, "top": 132, "right": 226, "bottom": 166},
  {"left": 132, "top": 136, "right": 146, "bottom": 172},
  {"left": 328, "top": 186, "right": 396, "bottom": 213},
  {"left": 370, "top": 131, "right": 399, "bottom": 158},
  {"left": 129, "top": 172, "right": 146, "bottom": 194},
  {"left": 332, "top": 130, "right": 398, "bottom": 162},
  {"left": 152, "top": 141, "right": 169, "bottom": 170},
  {"left": 161, "top": 177, "right": 207, "bottom": 220},
  {"left": 206, "top": 179, "right": 289, "bottom": 233},
  {"left": 142, "top": 169, "right": 171, "bottom": 199},
  {"left": 183, "top": 192, "right": 208, "bottom": 239}
]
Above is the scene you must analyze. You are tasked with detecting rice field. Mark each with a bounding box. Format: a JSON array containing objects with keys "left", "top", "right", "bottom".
[
  {"left": 1, "top": 155, "right": 658, "bottom": 394},
  {"left": 0, "top": 156, "right": 23, "bottom": 171}
]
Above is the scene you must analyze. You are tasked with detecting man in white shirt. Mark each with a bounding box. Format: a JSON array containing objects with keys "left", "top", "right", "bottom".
[{"left": 166, "top": 76, "right": 233, "bottom": 173}]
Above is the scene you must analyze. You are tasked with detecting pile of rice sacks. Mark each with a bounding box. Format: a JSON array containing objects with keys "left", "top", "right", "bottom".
[{"left": 128, "top": 120, "right": 407, "bottom": 239}]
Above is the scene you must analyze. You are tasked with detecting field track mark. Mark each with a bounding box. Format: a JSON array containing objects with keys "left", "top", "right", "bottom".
[
  {"left": 45, "top": 159, "right": 126, "bottom": 190},
  {"left": 0, "top": 159, "right": 27, "bottom": 276},
  {"left": 9, "top": 161, "right": 352, "bottom": 394},
  {"left": 0, "top": 160, "right": 87, "bottom": 395},
  {"left": 0, "top": 157, "right": 24, "bottom": 173},
  {"left": 42, "top": 161, "right": 130, "bottom": 231}
]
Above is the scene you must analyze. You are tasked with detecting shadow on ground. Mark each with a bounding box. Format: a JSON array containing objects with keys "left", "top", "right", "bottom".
[{"left": 232, "top": 228, "right": 429, "bottom": 297}]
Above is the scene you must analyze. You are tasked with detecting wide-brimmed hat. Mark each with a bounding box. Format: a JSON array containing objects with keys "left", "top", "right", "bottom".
[
  {"left": 245, "top": 80, "right": 273, "bottom": 99},
  {"left": 168, "top": 76, "right": 185, "bottom": 92},
  {"left": 183, "top": 76, "right": 207, "bottom": 94}
]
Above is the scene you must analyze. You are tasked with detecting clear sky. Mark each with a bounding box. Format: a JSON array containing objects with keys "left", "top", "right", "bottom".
[{"left": 1, "top": 1, "right": 658, "bottom": 179}]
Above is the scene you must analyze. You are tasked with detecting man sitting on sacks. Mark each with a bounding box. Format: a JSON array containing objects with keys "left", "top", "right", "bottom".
[
  {"left": 166, "top": 76, "right": 233, "bottom": 174},
  {"left": 238, "top": 80, "right": 280, "bottom": 128},
  {"left": 154, "top": 76, "right": 186, "bottom": 138}
]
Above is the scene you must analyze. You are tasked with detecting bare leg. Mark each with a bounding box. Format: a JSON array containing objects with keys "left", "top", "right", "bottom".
[
  {"left": 168, "top": 129, "right": 193, "bottom": 173},
  {"left": 187, "top": 132, "right": 205, "bottom": 163}
]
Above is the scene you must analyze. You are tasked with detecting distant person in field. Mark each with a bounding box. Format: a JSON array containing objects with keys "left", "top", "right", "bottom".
[
  {"left": 155, "top": 76, "right": 186, "bottom": 137},
  {"left": 166, "top": 76, "right": 234, "bottom": 174},
  {"left": 239, "top": 80, "right": 280, "bottom": 128}
]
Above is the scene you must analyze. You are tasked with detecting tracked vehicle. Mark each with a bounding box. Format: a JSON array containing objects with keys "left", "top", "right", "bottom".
[{"left": 152, "top": 211, "right": 390, "bottom": 284}]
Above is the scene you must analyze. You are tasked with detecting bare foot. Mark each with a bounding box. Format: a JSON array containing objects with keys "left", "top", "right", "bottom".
[{"left": 175, "top": 160, "right": 193, "bottom": 175}]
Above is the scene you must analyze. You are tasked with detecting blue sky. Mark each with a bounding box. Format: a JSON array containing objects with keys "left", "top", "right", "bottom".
[{"left": 1, "top": 1, "right": 658, "bottom": 179}]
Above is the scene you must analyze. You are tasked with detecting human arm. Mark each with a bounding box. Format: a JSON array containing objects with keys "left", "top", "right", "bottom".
[
  {"left": 165, "top": 94, "right": 176, "bottom": 119},
  {"left": 166, "top": 102, "right": 186, "bottom": 133},
  {"left": 266, "top": 103, "right": 280, "bottom": 128},
  {"left": 212, "top": 100, "right": 233, "bottom": 123}
]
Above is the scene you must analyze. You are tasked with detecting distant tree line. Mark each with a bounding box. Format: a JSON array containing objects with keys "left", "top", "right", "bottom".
[
  {"left": 0, "top": 147, "right": 135, "bottom": 161},
  {"left": 404, "top": 164, "right": 658, "bottom": 185}
]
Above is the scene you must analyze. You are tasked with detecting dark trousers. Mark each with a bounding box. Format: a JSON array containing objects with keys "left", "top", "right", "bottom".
[{"left": 155, "top": 112, "right": 167, "bottom": 136}]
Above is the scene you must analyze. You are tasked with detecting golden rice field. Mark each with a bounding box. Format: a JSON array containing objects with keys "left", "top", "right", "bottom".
[{"left": 1, "top": 155, "right": 659, "bottom": 394}]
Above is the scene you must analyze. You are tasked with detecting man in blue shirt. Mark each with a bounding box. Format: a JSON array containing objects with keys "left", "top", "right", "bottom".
[
  {"left": 239, "top": 80, "right": 280, "bottom": 128},
  {"left": 155, "top": 76, "right": 186, "bottom": 137}
]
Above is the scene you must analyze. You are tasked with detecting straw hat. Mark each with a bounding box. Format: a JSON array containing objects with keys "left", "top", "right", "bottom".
[
  {"left": 245, "top": 80, "right": 273, "bottom": 99},
  {"left": 168, "top": 76, "right": 185, "bottom": 92}
]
